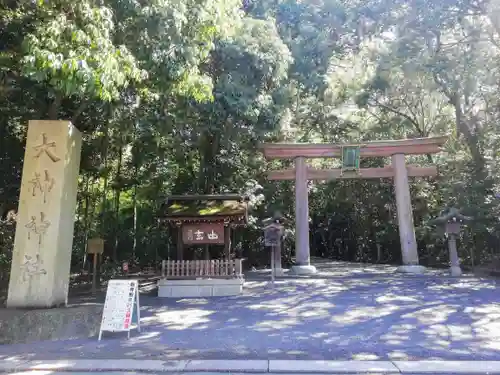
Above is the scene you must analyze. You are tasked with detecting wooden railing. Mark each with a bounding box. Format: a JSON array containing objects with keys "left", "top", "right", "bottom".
[{"left": 161, "top": 259, "right": 243, "bottom": 279}]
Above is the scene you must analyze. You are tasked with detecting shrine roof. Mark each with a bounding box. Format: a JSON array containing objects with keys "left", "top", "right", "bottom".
[
  {"left": 432, "top": 207, "right": 473, "bottom": 225},
  {"left": 160, "top": 195, "right": 249, "bottom": 224}
]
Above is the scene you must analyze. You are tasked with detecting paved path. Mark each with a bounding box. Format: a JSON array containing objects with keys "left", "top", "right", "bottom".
[{"left": 1, "top": 264, "right": 500, "bottom": 362}]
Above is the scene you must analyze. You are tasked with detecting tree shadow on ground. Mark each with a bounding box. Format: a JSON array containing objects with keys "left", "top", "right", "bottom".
[{"left": 1, "top": 266, "right": 499, "bottom": 361}]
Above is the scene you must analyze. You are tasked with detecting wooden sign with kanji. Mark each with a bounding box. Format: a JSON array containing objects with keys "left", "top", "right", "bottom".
[
  {"left": 87, "top": 238, "right": 105, "bottom": 254},
  {"left": 182, "top": 223, "right": 225, "bottom": 245}
]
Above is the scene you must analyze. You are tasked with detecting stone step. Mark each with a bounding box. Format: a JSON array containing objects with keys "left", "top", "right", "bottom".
[{"left": 3, "top": 359, "right": 500, "bottom": 374}]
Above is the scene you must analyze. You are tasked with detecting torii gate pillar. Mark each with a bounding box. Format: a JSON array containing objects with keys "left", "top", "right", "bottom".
[
  {"left": 292, "top": 156, "right": 317, "bottom": 274},
  {"left": 392, "top": 154, "right": 425, "bottom": 273}
]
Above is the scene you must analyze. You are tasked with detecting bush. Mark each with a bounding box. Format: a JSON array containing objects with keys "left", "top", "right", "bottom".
[{"left": 0, "top": 212, "right": 16, "bottom": 288}]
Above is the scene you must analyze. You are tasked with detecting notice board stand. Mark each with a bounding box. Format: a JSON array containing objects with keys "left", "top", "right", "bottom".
[{"left": 98, "top": 279, "right": 141, "bottom": 340}]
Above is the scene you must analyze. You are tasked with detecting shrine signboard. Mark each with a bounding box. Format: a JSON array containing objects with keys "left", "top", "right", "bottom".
[
  {"left": 182, "top": 222, "right": 225, "bottom": 244},
  {"left": 98, "top": 279, "right": 141, "bottom": 340},
  {"left": 264, "top": 223, "right": 283, "bottom": 246},
  {"left": 87, "top": 238, "right": 104, "bottom": 254}
]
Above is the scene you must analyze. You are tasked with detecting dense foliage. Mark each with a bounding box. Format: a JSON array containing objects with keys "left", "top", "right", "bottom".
[{"left": 1, "top": 0, "right": 500, "bottom": 282}]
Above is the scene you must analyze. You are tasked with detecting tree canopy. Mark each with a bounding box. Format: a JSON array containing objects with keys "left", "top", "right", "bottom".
[{"left": 1, "top": 0, "right": 500, "bottom": 282}]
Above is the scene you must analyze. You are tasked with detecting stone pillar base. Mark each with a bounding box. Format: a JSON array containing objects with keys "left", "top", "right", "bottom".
[
  {"left": 450, "top": 266, "right": 462, "bottom": 276},
  {"left": 274, "top": 268, "right": 284, "bottom": 277},
  {"left": 158, "top": 278, "right": 244, "bottom": 298},
  {"left": 396, "top": 265, "right": 426, "bottom": 274},
  {"left": 290, "top": 265, "right": 317, "bottom": 275}
]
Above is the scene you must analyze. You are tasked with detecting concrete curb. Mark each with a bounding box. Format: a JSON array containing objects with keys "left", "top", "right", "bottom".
[{"left": 2, "top": 359, "right": 500, "bottom": 374}]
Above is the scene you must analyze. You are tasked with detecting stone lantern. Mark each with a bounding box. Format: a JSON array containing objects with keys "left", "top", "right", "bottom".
[
  {"left": 432, "top": 207, "right": 472, "bottom": 276},
  {"left": 263, "top": 211, "right": 288, "bottom": 277}
]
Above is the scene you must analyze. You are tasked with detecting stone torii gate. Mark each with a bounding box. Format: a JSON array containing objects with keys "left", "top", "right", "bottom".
[{"left": 260, "top": 136, "right": 447, "bottom": 275}]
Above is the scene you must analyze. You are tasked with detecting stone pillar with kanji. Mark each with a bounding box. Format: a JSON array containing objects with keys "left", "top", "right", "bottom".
[{"left": 7, "top": 120, "right": 82, "bottom": 308}]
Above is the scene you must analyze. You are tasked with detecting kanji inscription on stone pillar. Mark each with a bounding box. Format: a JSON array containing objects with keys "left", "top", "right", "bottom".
[
  {"left": 20, "top": 254, "right": 47, "bottom": 281},
  {"left": 7, "top": 120, "right": 82, "bottom": 308},
  {"left": 24, "top": 212, "right": 51, "bottom": 245},
  {"left": 33, "top": 133, "right": 61, "bottom": 162},
  {"left": 28, "top": 170, "right": 56, "bottom": 203}
]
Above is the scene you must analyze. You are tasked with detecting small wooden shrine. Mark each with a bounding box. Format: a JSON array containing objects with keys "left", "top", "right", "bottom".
[{"left": 160, "top": 194, "right": 249, "bottom": 260}]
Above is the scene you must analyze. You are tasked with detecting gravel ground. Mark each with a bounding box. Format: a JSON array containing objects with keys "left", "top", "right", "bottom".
[{"left": 1, "top": 263, "right": 500, "bottom": 361}]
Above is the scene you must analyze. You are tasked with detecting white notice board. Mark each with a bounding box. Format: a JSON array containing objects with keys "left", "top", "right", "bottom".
[{"left": 98, "top": 279, "right": 141, "bottom": 340}]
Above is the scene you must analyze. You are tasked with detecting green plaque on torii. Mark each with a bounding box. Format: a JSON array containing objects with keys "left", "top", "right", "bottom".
[{"left": 341, "top": 145, "right": 361, "bottom": 174}]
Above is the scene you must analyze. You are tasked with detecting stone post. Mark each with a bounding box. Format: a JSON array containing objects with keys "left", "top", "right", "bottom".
[
  {"left": 392, "top": 153, "right": 425, "bottom": 274},
  {"left": 7, "top": 120, "right": 82, "bottom": 308},
  {"left": 291, "top": 156, "right": 316, "bottom": 275},
  {"left": 448, "top": 234, "right": 462, "bottom": 276},
  {"left": 224, "top": 225, "right": 231, "bottom": 259},
  {"left": 274, "top": 239, "right": 283, "bottom": 276},
  {"left": 176, "top": 224, "right": 183, "bottom": 260}
]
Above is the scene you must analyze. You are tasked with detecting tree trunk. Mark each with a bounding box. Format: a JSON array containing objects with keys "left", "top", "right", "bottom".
[
  {"left": 132, "top": 184, "right": 138, "bottom": 260},
  {"left": 132, "top": 124, "right": 139, "bottom": 260},
  {"left": 99, "top": 119, "right": 110, "bottom": 281},
  {"left": 451, "top": 94, "right": 485, "bottom": 170},
  {"left": 81, "top": 175, "right": 91, "bottom": 270},
  {"left": 48, "top": 94, "right": 62, "bottom": 120},
  {"left": 197, "top": 130, "right": 220, "bottom": 193},
  {"left": 84, "top": 176, "right": 98, "bottom": 280},
  {"left": 113, "top": 145, "right": 123, "bottom": 261}
]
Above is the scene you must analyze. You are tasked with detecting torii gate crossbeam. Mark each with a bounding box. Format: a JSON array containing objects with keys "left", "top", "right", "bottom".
[{"left": 260, "top": 136, "right": 447, "bottom": 275}]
